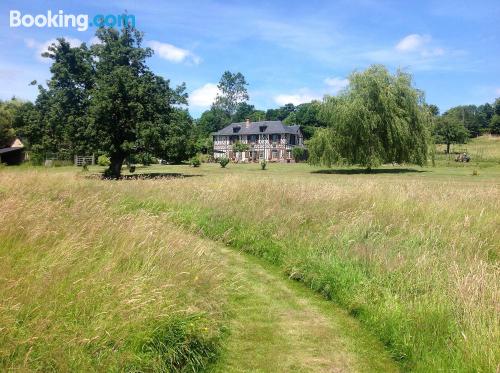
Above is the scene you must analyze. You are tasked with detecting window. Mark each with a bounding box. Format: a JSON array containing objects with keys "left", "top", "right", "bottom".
[
  {"left": 259, "top": 126, "right": 267, "bottom": 132},
  {"left": 249, "top": 134, "right": 257, "bottom": 144},
  {"left": 272, "top": 150, "right": 278, "bottom": 159},
  {"left": 259, "top": 151, "right": 264, "bottom": 159},
  {"left": 289, "top": 134, "right": 296, "bottom": 145},
  {"left": 271, "top": 134, "right": 281, "bottom": 143},
  {"left": 233, "top": 126, "right": 241, "bottom": 133},
  {"left": 229, "top": 135, "right": 238, "bottom": 144}
]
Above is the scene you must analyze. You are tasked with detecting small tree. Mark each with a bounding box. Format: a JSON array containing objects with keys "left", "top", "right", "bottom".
[
  {"left": 97, "top": 155, "right": 111, "bottom": 166},
  {"left": 219, "top": 157, "right": 229, "bottom": 168},
  {"left": 434, "top": 115, "right": 469, "bottom": 153},
  {"left": 232, "top": 141, "right": 249, "bottom": 161},
  {"left": 260, "top": 159, "right": 267, "bottom": 170},
  {"left": 213, "top": 71, "right": 249, "bottom": 116},
  {"left": 190, "top": 155, "right": 201, "bottom": 167}
]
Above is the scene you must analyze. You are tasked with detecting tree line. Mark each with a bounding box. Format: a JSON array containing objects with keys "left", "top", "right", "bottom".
[{"left": 1, "top": 24, "right": 499, "bottom": 175}]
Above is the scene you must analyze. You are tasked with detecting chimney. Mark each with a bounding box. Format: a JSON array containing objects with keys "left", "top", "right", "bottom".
[{"left": 245, "top": 118, "right": 250, "bottom": 127}]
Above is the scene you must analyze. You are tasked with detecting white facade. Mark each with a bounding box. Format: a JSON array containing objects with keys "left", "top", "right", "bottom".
[{"left": 213, "top": 132, "right": 304, "bottom": 162}]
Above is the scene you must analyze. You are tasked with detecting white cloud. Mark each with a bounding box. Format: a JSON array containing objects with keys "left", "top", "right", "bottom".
[
  {"left": 190, "top": 83, "right": 219, "bottom": 107},
  {"left": 274, "top": 89, "right": 322, "bottom": 106},
  {"left": 495, "top": 88, "right": 500, "bottom": 96},
  {"left": 24, "top": 37, "right": 82, "bottom": 63},
  {"left": 324, "top": 77, "right": 349, "bottom": 94},
  {"left": 394, "top": 34, "right": 446, "bottom": 58},
  {"left": 147, "top": 40, "right": 201, "bottom": 64},
  {"left": 395, "top": 34, "right": 430, "bottom": 52}
]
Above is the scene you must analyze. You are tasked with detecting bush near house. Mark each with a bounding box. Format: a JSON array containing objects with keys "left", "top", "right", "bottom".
[{"left": 219, "top": 157, "right": 229, "bottom": 168}]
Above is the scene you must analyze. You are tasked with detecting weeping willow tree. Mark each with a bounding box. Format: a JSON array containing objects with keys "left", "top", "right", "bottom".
[{"left": 309, "top": 65, "right": 432, "bottom": 169}]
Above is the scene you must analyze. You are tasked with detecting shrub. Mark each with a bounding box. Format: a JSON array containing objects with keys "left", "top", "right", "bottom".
[
  {"left": 135, "top": 314, "right": 222, "bottom": 372},
  {"left": 190, "top": 156, "right": 201, "bottom": 167},
  {"left": 128, "top": 164, "right": 136, "bottom": 173},
  {"left": 292, "top": 147, "right": 307, "bottom": 162},
  {"left": 219, "top": 157, "right": 229, "bottom": 168},
  {"left": 97, "top": 155, "right": 111, "bottom": 167},
  {"left": 260, "top": 160, "right": 267, "bottom": 170}
]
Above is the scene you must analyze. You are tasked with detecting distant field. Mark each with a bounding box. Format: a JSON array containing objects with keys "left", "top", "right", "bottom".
[
  {"left": 1, "top": 136, "right": 499, "bottom": 372},
  {"left": 436, "top": 134, "right": 500, "bottom": 164}
]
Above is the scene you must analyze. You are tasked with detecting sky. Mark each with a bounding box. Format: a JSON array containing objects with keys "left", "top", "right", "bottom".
[{"left": 1, "top": 0, "right": 499, "bottom": 117}]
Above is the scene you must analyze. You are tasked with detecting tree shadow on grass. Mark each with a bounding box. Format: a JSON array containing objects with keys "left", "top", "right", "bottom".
[
  {"left": 311, "top": 168, "right": 427, "bottom": 175},
  {"left": 89, "top": 173, "right": 204, "bottom": 180},
  {"left": 120, "top": 173, "right": 203, "bottom": 180}
]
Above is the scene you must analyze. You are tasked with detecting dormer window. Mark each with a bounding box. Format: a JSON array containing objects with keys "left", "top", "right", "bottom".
[
  {"left": 233, "top": 126, "right": 241, "bottom": 133},
  {"left": 259, "top": 126, "right": 267, "bottom": 132}
]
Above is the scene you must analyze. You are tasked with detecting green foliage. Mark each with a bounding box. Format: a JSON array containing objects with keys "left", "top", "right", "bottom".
[
  {"left": 426, "top": 104, "right": 440, "bottom": 116},
  {"left": 434, "top": 115, "right": 470, "bottom": 153},
  {"left": 443, "top": 104, "right": 493, "bottom": 137},
  {"left": 156, "top": 109, "right": 198, "bottom": 164},
  {"left": 260, "top": 159, "right": 267, "bottom": 170},
  {"left": 232, "top": 102, "right": 255, "bottom": 123},
  {"left": 190, "top": 155, "right": 201, "bottom": 167},
  {"left": 310, "top": 65, "right": 431, "bottom": 169},
  {"left": 0, "top": 99, "right": 18, "bottom": 148},
  {"left": 213, "top": 71, "right": 249, "bottom": 116},
  {"left": 197, "top": 108, "right": 231, "bottom": 135},
  {"left": 489, "top": 114, "right": 500, "bottom": 135},
  {"left": 291, "top": 147, "right": 307, "bottom": 162},
  {"left": 97, "top": 155, "right": 111, "bottom": 166},
  {"left": 232, "top": 141, "right": 249, "bottom": 153},
  {"left": 266, "top": 103, "right": 295, "bottom": 121},
  {"left": 219, "top": 157, "right": 229, "bottom": 168},
  {"left": 128, "top": 164, "right": 136, "bottom": 173}
]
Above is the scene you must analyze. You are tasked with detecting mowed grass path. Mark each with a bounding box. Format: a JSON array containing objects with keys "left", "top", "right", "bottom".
[
  {"left": 108, "top": 158, "right": 499, "bottom": 372},
  {"left": 215, "top": 247, "right": 396, "bottom": 372},
  {"left": 0, "top": 171, "right": 396, "bottom": 372}
]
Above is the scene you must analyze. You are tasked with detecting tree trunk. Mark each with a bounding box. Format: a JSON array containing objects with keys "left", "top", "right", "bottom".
[
  {"left": 446, "top": 143, "right": 450, "bottom": 154},
  {"left": 106, "top": 153, "right": 125, "bottom": 179}
]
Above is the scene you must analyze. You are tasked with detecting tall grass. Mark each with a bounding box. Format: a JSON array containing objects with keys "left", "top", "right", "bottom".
[
  {"left": 0, "top": 172, "right": 228, "bottom": 371},
  {"left": 115, "top": 172, "right": 499, "bottom": 372}
]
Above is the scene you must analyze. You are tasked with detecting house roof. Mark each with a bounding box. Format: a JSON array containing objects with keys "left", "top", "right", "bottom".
[{"left": 212, "top": 121, "right": 301, "bottom": 136}]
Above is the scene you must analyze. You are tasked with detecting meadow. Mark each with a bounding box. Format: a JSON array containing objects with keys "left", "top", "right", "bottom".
[{"left": 1, "top": 136, "right": 499, "bottom": 372}]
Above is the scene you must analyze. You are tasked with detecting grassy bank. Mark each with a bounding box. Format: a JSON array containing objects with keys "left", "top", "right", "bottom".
[
  {"left": 0, "top": 172, "right": 228, "bottom": 371},
  {"left": 107, "top": 162, "right": 499, "bottom": 372}
]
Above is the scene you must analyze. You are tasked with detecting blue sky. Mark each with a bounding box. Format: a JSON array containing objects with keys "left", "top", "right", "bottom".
[{"left": 1, "top": 0, "right": 499, "bottom": 117}]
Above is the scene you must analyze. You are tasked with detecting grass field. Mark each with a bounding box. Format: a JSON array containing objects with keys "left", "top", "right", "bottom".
[{"left": 1, "top": 137, "right": 499, "bottom": 372}]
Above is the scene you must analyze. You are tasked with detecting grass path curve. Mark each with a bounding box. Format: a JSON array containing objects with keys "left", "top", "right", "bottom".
[{"left": 210, "top": 244, "right": 398, "bottom": 372}]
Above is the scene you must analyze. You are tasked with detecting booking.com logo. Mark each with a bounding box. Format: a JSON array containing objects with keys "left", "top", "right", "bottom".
[{"left": 9, "top": 10, "right": 136, "bottom": 32}]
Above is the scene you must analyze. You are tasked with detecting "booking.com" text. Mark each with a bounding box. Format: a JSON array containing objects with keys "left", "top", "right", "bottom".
[{"left": 9, "top": 10, "right": 136, "bottom": 32}]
